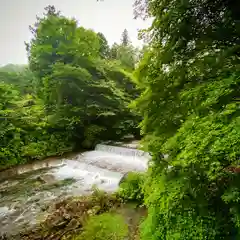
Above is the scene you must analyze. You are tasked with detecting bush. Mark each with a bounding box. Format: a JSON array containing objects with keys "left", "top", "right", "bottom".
[
  {"left": 118, "top": 172, "right": 145, "bottom": 203},
  {"left": 75, "top": 213, "right": 128, "bottom": 240}
]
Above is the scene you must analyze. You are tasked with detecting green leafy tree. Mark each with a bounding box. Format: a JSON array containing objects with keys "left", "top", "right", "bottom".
[
  {"left": 110, "top": 38, "right": 137, "bottom": 71},
  {"left": 0, "top": 5, "right": 141, "bottom": 169},
  {"left": 0, "top": 64, "right": 26, "bottom": 73},
  {"left": 117, "top": 44, "right": 136, "bottom": 71},
  {"left": 26, "top": 5, "right": 139, "bottom": 148},
  {"left": 0, "top": 67, "right": 37, "bottom": 94},
  {"left": 110, "top": 42, "right": 119, "bottom": 59},
  {"left": 133, "top": 0, "right": 240, "bottom": 239},
  {"left": 97, "top": 32, "right": 110, "bottom": 59},
  {"left": 0, "top": 81, "right": 72, "bottom": 169}
]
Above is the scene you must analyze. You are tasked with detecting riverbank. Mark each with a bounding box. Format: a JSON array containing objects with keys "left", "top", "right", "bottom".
[
  {"left": 0, "top": 143, "right": 149, "bottom": 238},
  {"left": 0, "top": 138, "right": 140, "bottom": 174},
  {"left": 1, "top": 188, "right": 146, "bottom": 240}
]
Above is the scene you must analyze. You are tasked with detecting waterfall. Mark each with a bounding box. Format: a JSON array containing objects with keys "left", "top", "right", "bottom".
[{"left": 95, "top": 144, "right": 150, "bottom": 159}]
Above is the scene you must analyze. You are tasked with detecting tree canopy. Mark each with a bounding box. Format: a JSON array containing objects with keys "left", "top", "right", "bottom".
[
  {"left": 133, "top": 0, "right": 240, "bottom": 239},
  {"left": 0, "top": 5, "right": 141, "bottom": 170},
  {"left": 2, "top": 1, "right": 239, "bottom": 238}
]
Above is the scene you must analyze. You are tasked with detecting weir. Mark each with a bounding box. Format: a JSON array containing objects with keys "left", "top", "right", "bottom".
[
  {"left": 0, "top": 142, "right": 150, "bottom": 235},
  {"left": 95, "top": 144, "right": 150, "bottom": 158}
]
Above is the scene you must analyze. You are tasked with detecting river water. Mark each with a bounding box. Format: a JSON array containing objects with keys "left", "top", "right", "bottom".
[{"left": 0, "top": 143, "right": 149, "bottom": 236}]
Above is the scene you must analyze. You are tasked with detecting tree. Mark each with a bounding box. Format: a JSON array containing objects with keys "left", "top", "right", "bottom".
[
  {"left": 110, "top": 42, "right": 119, "bottom": 59},
  {"left": 134, "top": 0, "right": 240, "bottom": 239},
  {"left": 0, "top": 64, "right": 26, "bottom": 73},
  {"left": 97, "top": 32, "right": 110, "bottom": 59},
  {"left": 121, "top": 29, "right": 130, "bottom": 46},
  {"left": 109, "top": 30, "right": 140, "bottom": 71},
  {"left": 0, "top": 66, "right": 37, "bottom": 94},
  {"left": 0, "top": 5, "right": 141, "bottom": 170},
  {"left": 26, "top": 5, "right": 139, "bottom": 148},
  {"left": 110, "top": 43, "right": 137, "bottom": 71},
  {"left": 116, "top": 44, "right": 136, "bottom": 71}
]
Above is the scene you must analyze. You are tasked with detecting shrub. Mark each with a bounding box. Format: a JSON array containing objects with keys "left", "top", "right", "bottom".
[
  {"left": 118, "top": 172, "right": 145, "bottom": 203},
  {"left": 75, "top": 213, "right": 128, "bottom": 240}
]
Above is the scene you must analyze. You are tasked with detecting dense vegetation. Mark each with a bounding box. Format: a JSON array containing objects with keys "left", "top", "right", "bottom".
[
  {"left": 133, "top": 0, "right": 240, "bottom": 239},
  {"left": 76, "top": 213, "right": 128, "bottom": 240},
  {"left": 2, "top": 1, "right": 240, "bottom": 239},
  {"left": 0, "top": 6, "right": 141, "bottom": 170},
  {"left": 118, "top": 172, "right": 145, "bottom": 204}
]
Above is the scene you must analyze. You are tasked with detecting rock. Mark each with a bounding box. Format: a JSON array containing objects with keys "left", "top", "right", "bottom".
[
  {"left": 36, "top": 174, "right": 56, "bottom": 184},
  {"left": 40, "top": 204, "right": 49, "bottom": 212},
  {"left": 119, "top": 172, "right": 130, "bottom": 186},
  {"left": 0, "top": 180, "right": 19, "bottom": 191},
  {"left": 55, "top": 220, "right": 68, "bottom": 228},
  {"left": 63, "top": 213, "right": 71, "bottom": 220},
  {"left": 0, "top": 207, "right": 10, "bottom": 218},
  {"left": 27, "top": 195, "right": 41, "bottom": 204},
  {"left": 0, "top": 234, "right": 7, "bottom": 240},
  {"left": 65, "top": 218, "right": 80, "bottom": 231}
]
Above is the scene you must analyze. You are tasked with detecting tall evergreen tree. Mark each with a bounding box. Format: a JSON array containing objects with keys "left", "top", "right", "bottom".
[{"left": 121, "top": 29, "right": 130, "bottom": 46}]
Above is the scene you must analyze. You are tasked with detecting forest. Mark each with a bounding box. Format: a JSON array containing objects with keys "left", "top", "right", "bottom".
[
  {"left": 0, "top": 6, "right": 142, "bottom": 170},
  {"left": 1, "top": 0, "right": 240, "bottom": 239}
]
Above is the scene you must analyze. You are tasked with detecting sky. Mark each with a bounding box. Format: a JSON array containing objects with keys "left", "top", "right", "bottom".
[{"left": 0, "top": 0, "right": 151, "bottom": 66}]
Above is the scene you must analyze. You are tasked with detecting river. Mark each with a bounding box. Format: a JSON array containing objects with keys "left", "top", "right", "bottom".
[{"left": 0, "top": 142, "right": 150, "bottom": 236}]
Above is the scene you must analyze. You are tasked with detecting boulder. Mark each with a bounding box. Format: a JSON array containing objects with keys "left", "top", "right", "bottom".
[
  {"left": 119, "top": 172, "right": 130, "bottom": 186},
  {"left": 36, "top": 174, "right": 56, "bottom": 184}
]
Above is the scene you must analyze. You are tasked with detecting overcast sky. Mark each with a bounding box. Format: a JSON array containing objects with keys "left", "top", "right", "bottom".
[{"left": 0, "top": 0, "right": 151, "bottom": 66}]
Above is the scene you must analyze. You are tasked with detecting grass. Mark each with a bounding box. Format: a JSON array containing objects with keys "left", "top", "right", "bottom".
[{"left": 73, "top": 213, "right": 128, "bottom": 240}]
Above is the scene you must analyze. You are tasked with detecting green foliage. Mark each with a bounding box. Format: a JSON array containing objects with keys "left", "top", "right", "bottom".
[
  {"left": 0, "top": 5, "right": 140, "bottom": 169},
  {"left": 109, "top": 30, "right": 140, "bottom": 71},
  {"left": 27, "top": 6, "right": 140, "bottom": 143},
  {"left": 121, "top": 29, "right": 130, "bottom": 46},
  {"left": 133, "top": 0, "right": 240, "bottom": 239},
  {"left": 97, "top": 32, "right": 110, "bottom": 59},
  {"left": 75, "top": 213, "right": 128, "bottom": 240},
  {"left": 0, "top": 64, "right": 26, "bottom": 73},
  {"left": 0, "top": 82, "right": 72, "bottom": 169},
  {"left": 118, "top": 172, "right": 145, "bottom": 203},
  {"left": 0, "top": 67, "right": 36, "bottom": 94},
  {"left": 82, "top": 125, "right": 106, "bottom": 149}
]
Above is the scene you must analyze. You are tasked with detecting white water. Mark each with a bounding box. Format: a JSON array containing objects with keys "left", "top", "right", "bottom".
[
  {"left": 0, "top": 142, "right": 150, "bottom": 236},
  {"left": 48, "top": 144, "right": 149, "bottom": 192},
  {"left": 95, "top": 144, "right": 150, "bottom": 158}
]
